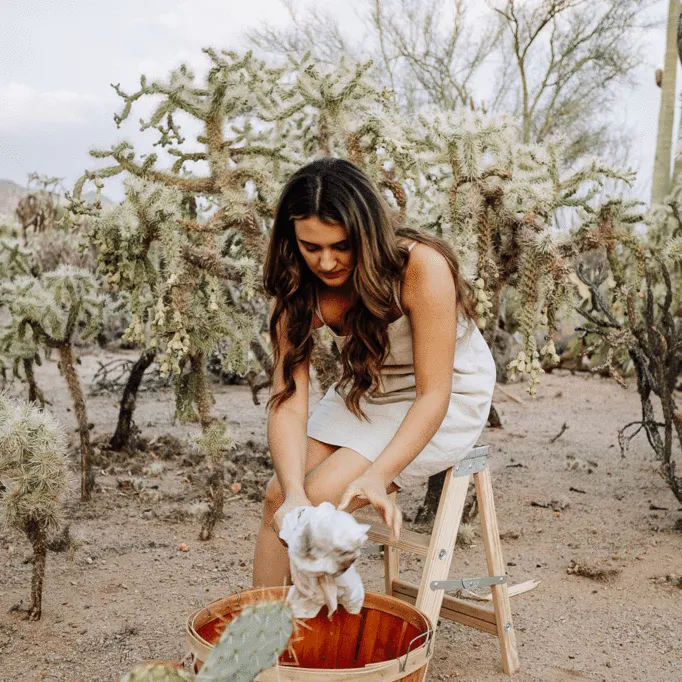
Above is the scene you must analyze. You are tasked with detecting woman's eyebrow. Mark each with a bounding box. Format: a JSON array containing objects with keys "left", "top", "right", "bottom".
[{"left": 299, "top": 238, "right": 348, "bottom": 247}]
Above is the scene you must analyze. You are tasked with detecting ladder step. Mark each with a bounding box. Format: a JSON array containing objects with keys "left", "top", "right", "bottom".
[
  {"left": 392, "top": 579, "right": 498, "bottom": 636},
  {"left": 356, "top": 517, "right": 430, "bottom": 556}
]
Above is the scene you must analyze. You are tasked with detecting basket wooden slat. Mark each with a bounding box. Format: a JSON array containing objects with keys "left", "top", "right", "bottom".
[{"left": 187, "top": 587, "right": 433, "bottom": 682}]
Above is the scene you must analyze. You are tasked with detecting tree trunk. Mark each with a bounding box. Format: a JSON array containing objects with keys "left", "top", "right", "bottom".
[
  {"left": 109, "top": 348, "right": 155, "bottom": 451},
  {"left": 192, "top": 353, "right": 223, "bottom": 541},
  {"left": 23, "top": 358, "right": 46, "bottom": 407},
  {"left": 59, "top": 343, "right": 94, "bottom": 501},
  {"left": 415, "top": 472, "right": 479, "bottom": 526},
  {"left": 414, "top": 469, "right": 447, "bottom": 524},
  {"left": 487, "top": 403, "right": 503, "bottom": 428},
  {"left": 25, "top": 519, "right": 46, "bottom": 621},
  {"left": 652, "top": 0, "right": 680, "bottom": 205}
]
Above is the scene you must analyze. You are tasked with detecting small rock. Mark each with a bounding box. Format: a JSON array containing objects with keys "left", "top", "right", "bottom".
[{"left": 550, "top": 497, "right": 570, "bottom": 512}]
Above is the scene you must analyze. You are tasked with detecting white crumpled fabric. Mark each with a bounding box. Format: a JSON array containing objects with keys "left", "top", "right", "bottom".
[{"left": 279, "top": 502, "right": 370, "bottom": 619}]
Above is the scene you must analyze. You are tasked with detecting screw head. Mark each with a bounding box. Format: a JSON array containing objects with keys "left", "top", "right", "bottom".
[
  {"left": 504, "top": 622, "right": 512, "bottom": 632},
  {"left": 438, "top": 549, "right": 447, "bottom": 560}
]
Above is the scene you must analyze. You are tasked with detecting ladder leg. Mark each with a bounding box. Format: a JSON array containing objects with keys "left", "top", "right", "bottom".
[
  {"left": 383, "top": 492, "right": 400, "bottom": 595},
  {"left": 474, "top": 467, "right": 520, "bottom": 675},
  {"left": 415, "top": 470, "right": 470, "bottom": 628}
]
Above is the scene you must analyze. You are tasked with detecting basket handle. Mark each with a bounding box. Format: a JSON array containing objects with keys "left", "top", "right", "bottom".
[{"left": 398, "top": 628, "right": 434, "bottom": 672}]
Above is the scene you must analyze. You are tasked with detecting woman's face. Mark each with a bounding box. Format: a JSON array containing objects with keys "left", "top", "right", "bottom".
[{"left": 293, "top": 216, "right": 355, "bottom": 287}]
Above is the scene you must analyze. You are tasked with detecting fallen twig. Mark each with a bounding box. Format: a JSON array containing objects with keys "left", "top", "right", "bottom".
[
  {"left": 549, "top": 422, "right": 568, "bottom": 443},
  {"left": 494, "top": 383, "right": 525, "bottom": 405}
]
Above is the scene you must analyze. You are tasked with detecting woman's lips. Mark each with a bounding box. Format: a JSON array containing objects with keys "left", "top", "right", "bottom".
[{"left": 322, "top": 270, "right": 345, "bottom": 279}]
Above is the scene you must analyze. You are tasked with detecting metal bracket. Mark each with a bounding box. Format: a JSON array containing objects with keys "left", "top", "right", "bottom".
[
  {"left": 430, "top": 575, "right": 507, "bottom": 591},
  {"left": 452, "top": 445, "right": 489, "bottom": 477},
  {"left": 452, "top": 455, "right": 487, "bottom": 476}
]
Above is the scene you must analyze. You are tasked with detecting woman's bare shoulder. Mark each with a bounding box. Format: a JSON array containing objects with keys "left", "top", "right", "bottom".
[
  {"left": 401, "top": 242, "right": 454, "bottom": 311},
  {"left": 404, "top": 241, "right": 451, "bottom": 278}
]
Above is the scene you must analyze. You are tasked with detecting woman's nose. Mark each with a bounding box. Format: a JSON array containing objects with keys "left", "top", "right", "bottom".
[{"left": 319, "top": 250, "right": 336, "bottom": 271}]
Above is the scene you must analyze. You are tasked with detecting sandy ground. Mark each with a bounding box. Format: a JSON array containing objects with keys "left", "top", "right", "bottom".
[{"left": 1, "top": 348, "right": 681, "bottom": 682}]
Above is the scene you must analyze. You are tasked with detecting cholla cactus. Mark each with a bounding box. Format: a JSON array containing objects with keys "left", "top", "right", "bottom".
[
  {"left": 567, "top": 198, "right": 682, "bottom": 508},
  {"left": 0, "top": 393, "right": 69, "bottom": 620},
  {"left": 89, "top": 178, "right": 250, "bottom": 537},
  {"left": 0, "top": 267, "right": 106, "bottom": 501},
  {"left": 74, "top": 51, "right": 640, "bottom": 467},
  {"left": 121, "top": 600, "right": 294, "bottom": 682},
  {"left": 0, "top": 237, "right": 33, "bottom": 279},
  {"left": 0, "top": 237, "right": 46, "bottom": 404}
]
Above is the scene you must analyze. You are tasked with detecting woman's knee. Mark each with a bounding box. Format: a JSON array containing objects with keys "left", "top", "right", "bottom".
[
  {"left": 263, "top": 474, "right": 284, "bottom": 518},
  {"left": 303, "top": 479, "right": 335, "bottom": 507}
]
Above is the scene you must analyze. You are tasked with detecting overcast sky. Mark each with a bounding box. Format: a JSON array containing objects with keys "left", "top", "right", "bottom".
[{"left": 0, "top": 0, "right": 675, "bottom": 202}]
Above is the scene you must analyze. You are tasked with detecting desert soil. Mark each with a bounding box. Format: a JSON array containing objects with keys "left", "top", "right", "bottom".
[{"left": 1, "top": 348, "right": 681, "bottom": 682}]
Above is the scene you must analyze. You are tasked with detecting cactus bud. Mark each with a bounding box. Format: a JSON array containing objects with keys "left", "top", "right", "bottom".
[{"left": 121, "top": 664, "right": 190, "bottom": 682}]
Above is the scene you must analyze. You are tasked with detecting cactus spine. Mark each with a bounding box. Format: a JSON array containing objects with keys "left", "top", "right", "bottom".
[{"left": 196, "top": 601, "right": 294, "bottom": 682}]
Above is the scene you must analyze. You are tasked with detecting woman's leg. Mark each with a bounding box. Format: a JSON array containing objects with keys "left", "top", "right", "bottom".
[{"left": 252, "top": 437, "right": 337, "bottom": 587}]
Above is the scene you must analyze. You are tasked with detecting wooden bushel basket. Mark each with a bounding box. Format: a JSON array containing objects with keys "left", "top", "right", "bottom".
[{"left": 187, "top": 587, "right": 434, "bottom": 681}]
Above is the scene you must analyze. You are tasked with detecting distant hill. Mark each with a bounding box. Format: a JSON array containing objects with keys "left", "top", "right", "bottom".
[
  {"left": 82, "top": 191, "right": 115, "bottom": 207},
  {"left": 0, "top": 178, "right": 114, "bottom": 221},
  {"left": 0, "top": 179, "right": 27, "bottom": 220}
]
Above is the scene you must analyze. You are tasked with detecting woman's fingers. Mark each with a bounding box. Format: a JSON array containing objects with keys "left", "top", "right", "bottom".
[
  {"left": 392, "top": 503, "right": 403, "bottom": 539},
  {"left": 337, "top": 486, "right": 357, "bottom": 512},
  {"left": 338, "top": 478, "right": 401, "bottom": 539}
]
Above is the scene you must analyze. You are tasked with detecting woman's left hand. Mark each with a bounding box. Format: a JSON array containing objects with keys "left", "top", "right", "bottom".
[{"left": 338, "top": 473, "right": 402, "bottom": 539}]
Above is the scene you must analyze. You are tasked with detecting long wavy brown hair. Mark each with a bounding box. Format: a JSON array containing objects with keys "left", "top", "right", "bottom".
[{"left": 264, "top": 157, "right": 476, "bottom": 418}]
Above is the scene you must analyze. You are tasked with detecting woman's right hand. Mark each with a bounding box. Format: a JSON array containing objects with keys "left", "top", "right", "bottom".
[{"left": 272, "top": 492, "right": 312, "bottom": 536}]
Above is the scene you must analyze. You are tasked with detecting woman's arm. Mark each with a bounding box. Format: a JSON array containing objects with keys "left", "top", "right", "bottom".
[
  {"left": 348, "top": 245, "right": 458, "bottom": 493},
  {"left": 267, "top": 310, "right": 311, "bottom": 501},
  {"left": 369, "top": 244, "right": 458, "bottom": 484}
]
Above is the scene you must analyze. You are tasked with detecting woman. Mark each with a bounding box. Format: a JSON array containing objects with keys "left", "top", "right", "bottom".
[{"left": 253, "top": 157, "right": 495, "bottom": 587}]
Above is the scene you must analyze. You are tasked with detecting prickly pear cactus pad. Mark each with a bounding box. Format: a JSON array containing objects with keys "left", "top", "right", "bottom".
[
  {"left": 196, "top": 601, "right": 294, "bottom": 682},
  {"left": 121, "top": 664, "right": 191, "bottom": 682}
]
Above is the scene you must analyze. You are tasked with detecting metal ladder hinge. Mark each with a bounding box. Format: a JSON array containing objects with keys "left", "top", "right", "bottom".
[{"left": 430, "top": 575, "right": 507, "bottom": 591}]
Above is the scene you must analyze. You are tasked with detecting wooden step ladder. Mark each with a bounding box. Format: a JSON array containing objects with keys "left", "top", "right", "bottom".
[{"left": 356, "top": 445, "right": 520, "bottom": 676}]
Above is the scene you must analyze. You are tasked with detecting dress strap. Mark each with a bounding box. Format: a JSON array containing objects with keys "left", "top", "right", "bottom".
[{"left": 407, "top": 241, "right": 418, "bottom": 252}]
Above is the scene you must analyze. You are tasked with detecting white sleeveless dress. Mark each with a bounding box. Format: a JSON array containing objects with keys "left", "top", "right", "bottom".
[{"left": 306, "top": 243, "right": 497, "bottom": 488}]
